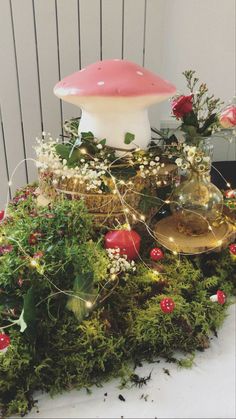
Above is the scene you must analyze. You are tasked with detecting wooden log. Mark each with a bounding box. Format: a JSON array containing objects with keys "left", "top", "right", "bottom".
[{"left": 154, "top": 214, "right": 236, "bottom": 254}]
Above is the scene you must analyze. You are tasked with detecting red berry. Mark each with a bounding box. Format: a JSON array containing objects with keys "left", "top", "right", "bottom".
[
  {"left": 229, "top": 243, "right": 236, "bottom": 255},
  {"left": 160, "top": 298, "right": 175, "bottom": 313},
  {"left": 0, "top": 210, "right": 4, "bottom": 221},
  {"left": 0, "top": 333, "right": 11, "bottom": 351},
  {"left": 150, "top": 247, "right": 164, "bottom": 261}
]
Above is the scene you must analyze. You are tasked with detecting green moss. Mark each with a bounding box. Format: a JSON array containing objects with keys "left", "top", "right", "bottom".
[{"left": 0, "top": 186, "right": 235, "bottom": 417}]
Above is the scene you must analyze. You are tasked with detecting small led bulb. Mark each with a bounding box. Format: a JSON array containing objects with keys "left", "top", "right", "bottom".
[{"left": 85, "top": 301, "right": 93, "bottom": 308}]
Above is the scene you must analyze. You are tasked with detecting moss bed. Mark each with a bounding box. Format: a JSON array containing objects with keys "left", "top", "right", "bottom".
[{"left": 0, "top": 186, "right": 235, "bottom": 417}]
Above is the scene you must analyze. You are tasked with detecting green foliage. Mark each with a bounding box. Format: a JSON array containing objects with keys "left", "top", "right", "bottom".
[
  {"left": 124, "top": 132, "right": 135, "bottom": 145},
  {"left": 0, "top": 188, "right": 235, "bottom": 416},
  {"left": 177, "top": 70, "right": 224, "bottom": 144}
]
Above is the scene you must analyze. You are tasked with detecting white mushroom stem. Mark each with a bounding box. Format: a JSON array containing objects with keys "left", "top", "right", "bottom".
[
  {"left": 79, "top": 108, "right": 150, "bottom": 150},
  {"left": 63, "top": 95, "right": 170, "bottom": 151},
  {"left": 210, "top": 295, "right": 218, "bottom": 302}
]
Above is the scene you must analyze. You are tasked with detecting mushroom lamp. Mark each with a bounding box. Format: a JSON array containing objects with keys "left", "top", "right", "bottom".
[{"left": 54, "top": 59, "right": 176, "bottom": 151}]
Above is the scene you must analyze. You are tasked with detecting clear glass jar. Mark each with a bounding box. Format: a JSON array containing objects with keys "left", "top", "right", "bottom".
[
  {"left": 198, "top": 137, "right": 214, "bottom": 161},
  {"left": 170, "top": 169, "right": 223, "bottom": 235}
]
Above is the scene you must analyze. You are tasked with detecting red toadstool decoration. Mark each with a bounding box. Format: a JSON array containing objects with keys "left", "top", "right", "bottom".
[
  {"left": 229, "top": 243, "right": 236, "bottom": 256},
  {"left": 0, "top": 333, "right": 11, "bottom": 353},
  {"left": 210, "top": 290, "right": 226, "bottom": 305},
  {"left": 160, "top": 298, "right": 175, "bottom": 313},
  {"left": 54, "top": 59, "right": 176, "bottom": 151},
  {"left": 150, "top": 247, "right": 164, "bottom": 261}
]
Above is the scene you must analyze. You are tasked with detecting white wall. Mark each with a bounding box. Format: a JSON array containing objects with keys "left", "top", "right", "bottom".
[
  {"left": 154, "top": 0, "right": 236, "bottom": 161},
  {"left": 0, "top": 0, "right": 235, "bottom": 208}
]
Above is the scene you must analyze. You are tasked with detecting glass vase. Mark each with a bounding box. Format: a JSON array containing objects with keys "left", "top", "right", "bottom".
[{"left": 170, "top": 169, "right": 223, "bottom": 236}]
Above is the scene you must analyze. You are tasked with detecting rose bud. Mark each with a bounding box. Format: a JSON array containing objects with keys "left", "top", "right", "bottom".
[
  {"left": 219, "top": 105, "right": 236, "bottom": 128},
  {"left": 172, "top": 94, "right": 194, "bottom": 119}
]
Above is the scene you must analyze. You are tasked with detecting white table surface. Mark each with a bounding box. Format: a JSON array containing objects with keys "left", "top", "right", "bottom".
[{"left": 21, "top": 304, "right": 235, "bottom": 419}]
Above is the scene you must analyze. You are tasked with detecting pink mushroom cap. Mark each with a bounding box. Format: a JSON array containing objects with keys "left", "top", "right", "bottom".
[{"left": 54, "top": 59, "right": 176, "bottom": 101}]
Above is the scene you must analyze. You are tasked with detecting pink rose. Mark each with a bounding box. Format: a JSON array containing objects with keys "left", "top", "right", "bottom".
[
  {"left": 172, "top": 94, "right": 194, "bottom": 119},
  {"left": 219, "top": 105, "right": 236, "bottom": 128}
]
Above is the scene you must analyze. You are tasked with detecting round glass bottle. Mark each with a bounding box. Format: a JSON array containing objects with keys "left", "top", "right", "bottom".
[{"left": 170, "top": 168, "right": 223, "bottom": 236}]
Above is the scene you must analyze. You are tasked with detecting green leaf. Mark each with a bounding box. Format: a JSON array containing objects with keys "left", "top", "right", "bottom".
[
  {"left": 67, "top": 148, "right": 82, "bottom": 166},
  {"left": 66, "top": 271, "right": 95, "bottom": 322},
  {"left": 124, "top": 132, "right": 135, "bottom": 145},
  {"left": 55, "top": 144, "right": 71, "bottom": 160},
  {"left": 100, "top": 138, "right": 107, "bottom": 146},
  {"left": 182, "top": 111, "right": 199, "bottom": 128},
  {"left": 23, "top": 287, "right": 36, "bottom": 333},
  {"left": 81, "top": 131, "right": 94, "bottom": 141},
  {"left": 13, "top": 287, "right": 36, "bottom": 334}
]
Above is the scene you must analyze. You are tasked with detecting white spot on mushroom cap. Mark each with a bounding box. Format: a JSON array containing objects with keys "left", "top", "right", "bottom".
[
  {"left": 136, "top": 71, "right": 144, "bottom": 76},
  {"left": 97, "top": 81, "right": 105, "bottom": 86}
]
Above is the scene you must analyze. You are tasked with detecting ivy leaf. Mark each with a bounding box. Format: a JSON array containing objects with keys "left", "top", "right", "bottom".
[
  {"left": 67, "top": 148, "right": 82, "bottom": 166},
  {"left": 55, "top": 144, "right": 71, "bottom": 160},
  {"left": 124, "top": 132, "right": 135, "bottom": 145},
  {"left": 99, "top": 138, "right": 107, "bottom": 146},
  {"left": 81, "top": 131, "right": 94, "bottom": 140},
  {"left": 66, "top": 272, "right": 95, "bottom": 322}
]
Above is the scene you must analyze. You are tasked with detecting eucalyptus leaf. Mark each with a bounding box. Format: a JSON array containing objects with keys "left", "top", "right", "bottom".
[{"left": 124, "top": 132, "right": 135, "bottom": 145}]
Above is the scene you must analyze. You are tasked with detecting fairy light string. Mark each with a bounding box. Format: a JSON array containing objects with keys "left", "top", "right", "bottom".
[{"left": 0, "top": 133, "right": 235, "bottom": 332}]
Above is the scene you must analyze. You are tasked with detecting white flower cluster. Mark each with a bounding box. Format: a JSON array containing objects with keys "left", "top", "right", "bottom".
[
  {"left": 106, "top": 248, "right": 136, "bottom": 277},
  {"left": 136, "top": 154, "right": 162, "bottom": 178},
  {"left": 35, "top": 136, "right": 109, "bottom": 193},
  {"left": 175, "top": 145, "right": 211, "bottom": 172},
  {"left": 35, "top": 136, "right": 61, "bottom": 171}
]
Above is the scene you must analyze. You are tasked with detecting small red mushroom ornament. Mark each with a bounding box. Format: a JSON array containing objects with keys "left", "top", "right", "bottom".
[
  {"left": 105, "top": 229, "right": 141, "bottom": 260},
  {"left": 0, "top": 333, "right": 11, "bottom": 353},
  {"left": 150, "top": 247, "right": 164, "bottom": 261},
  {"left": 229, "top": 243, "right": 236, "bottom": 256},
  {"left": 210, "top": 290, "right": 226, "bottom": 305},
  {"left": 160, "top": 298, "right": 175, "bottom": 313}
]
